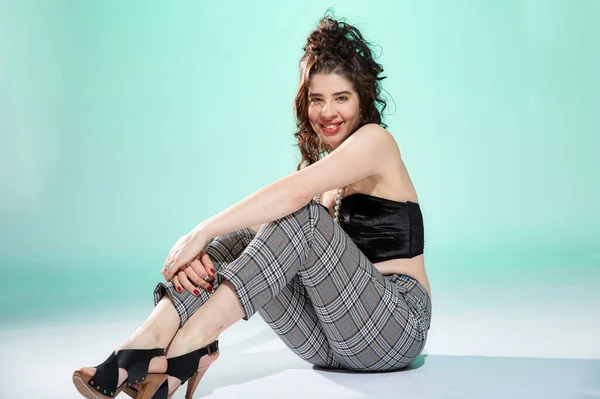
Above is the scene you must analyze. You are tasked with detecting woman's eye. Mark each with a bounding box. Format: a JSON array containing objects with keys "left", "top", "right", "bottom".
[{"left": 310, "top": 97, "right": 348, "bottom": 103}]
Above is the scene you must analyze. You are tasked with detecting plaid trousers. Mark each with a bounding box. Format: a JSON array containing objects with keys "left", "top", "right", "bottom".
[{"left": 154, "top": 199, "right": 432, "bottom": 371}]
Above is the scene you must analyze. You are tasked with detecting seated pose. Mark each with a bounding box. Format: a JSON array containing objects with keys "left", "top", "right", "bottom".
[{"left": 73, "top": 13, "right": 432, "bottom": 399}]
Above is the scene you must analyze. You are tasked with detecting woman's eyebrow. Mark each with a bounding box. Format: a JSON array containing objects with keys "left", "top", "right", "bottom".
[{"left": 308, "top": 91, "right": 352, "bottom": 97}]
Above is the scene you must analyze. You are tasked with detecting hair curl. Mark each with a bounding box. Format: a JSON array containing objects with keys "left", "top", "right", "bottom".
[{"left": 294, "top": 9, "right": 389, "bottom": 171}]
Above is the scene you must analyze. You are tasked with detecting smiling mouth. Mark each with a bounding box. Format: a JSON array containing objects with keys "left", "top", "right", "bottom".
[{"left": 320, "top": 122, "right": 343, "bottom": 134}]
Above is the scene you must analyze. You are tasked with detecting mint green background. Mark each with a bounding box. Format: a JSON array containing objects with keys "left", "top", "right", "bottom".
[{"left": 1, "top": 1, "right": 598, "bottom": 325}]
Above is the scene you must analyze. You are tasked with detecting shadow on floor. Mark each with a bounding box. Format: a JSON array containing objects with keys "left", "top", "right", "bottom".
[{"left": 198, "top": 330, "right": 599, "bottom": 399}]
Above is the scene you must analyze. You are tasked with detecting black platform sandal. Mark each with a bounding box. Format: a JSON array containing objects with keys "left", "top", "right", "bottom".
[
  {"left": 137, "top": 340, "right": 219, "bottom": 399},
  {"left": 72, "top": 348, "right": 166, "bottom": 399}
]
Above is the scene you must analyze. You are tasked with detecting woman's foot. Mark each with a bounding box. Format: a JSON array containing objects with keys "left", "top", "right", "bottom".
[
  {"left": 76, "top": 334, "right": 167, "bottom": 394},
  {"left": 161, "top": 329, "right": 220, "bottom": 397}
]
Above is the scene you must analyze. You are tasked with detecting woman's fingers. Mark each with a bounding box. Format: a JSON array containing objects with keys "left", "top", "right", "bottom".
[
  {"left": 177, "top": 270, "right": 200, "bottom": 296},
  {"left": 161, "top": 234, "right": 196, "bottom": 281},
  {"left": 172, "top": 275, "right": 183, "bottom": 293},
  {"left": 184, "top": 263, "right": 213, "bottom": 292},
  {"left": 199, "top": 252, "right": 215, "bottom": 278},
  {"left": 189, "top": 257, "right": 214, "bottom": 282},
  {"left": 175, "top": 264, "right": 212, "bottom": 295},
  {"left": 162, "top": 259, "right": 182, "bottom": 281},
  {"left": 167, "top": 251, "right": 215, "bottom": 295}
]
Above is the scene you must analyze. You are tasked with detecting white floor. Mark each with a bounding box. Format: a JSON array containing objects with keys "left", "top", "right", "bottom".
[{"left": 1, "top": 269, "right": 599, "bottom": 399}]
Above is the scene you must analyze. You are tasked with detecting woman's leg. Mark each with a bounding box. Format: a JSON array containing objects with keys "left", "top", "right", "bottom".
[
  {"left": 79, "top": 228, "right": 259, "bottom": 389},
  {"left": 148, "top": 225, "right": 339, "bottom": 395},
  {"left": 155, "top": 227, "right": 341, "bottom": 367},
  {"left": 78, "top": 295, "right": 180, "bottom": 388},
  {"left": 162, "top": 200, "right": 432, "bottom": 375},
  {"left": 257, "top": 275, "right": 342, "bottom": 368}
]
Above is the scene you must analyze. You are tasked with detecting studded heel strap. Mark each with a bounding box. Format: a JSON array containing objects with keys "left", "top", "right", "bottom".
[
  {"left": 118, "top": 348, "right": 165, "bottom": 387},
  {"left": 87, "top": 348, "right": 165, "bottom": 397},
  {"left": 88, "top": 352, "right": 119, "bottom": 397}
]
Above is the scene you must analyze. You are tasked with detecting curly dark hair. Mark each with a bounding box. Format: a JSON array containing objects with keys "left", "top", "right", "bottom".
[{"left": 294, "top": 9, "right": 389, "bottom": 171}]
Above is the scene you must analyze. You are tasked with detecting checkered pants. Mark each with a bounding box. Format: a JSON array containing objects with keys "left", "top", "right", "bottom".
[{"left": 154, "top": 199, "right": 432, "bottom": 371}]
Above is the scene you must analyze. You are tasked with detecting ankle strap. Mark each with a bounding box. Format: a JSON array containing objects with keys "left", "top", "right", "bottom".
[
  {"left": 166, "top": 340, "right": 219, "bottom": 383},
  {"left": 205, "top": 340, "right": 219, "bottom": 355}
]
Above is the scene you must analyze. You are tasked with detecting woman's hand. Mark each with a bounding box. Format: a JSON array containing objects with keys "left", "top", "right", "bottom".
[
  {"left": 161, "top": 228, "right": 210, "bottom": 281},
  {"left": 172, "top": 252, "right": 216, "bottom": 295}
]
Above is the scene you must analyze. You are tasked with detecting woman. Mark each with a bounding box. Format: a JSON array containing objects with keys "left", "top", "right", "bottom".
[{"left": 73, "top": 13, "right": 432, "bottom": 399}]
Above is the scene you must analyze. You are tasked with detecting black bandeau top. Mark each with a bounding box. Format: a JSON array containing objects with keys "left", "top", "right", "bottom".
[{"left": 318, "top": 193, "right": 424, "bottom": 263}]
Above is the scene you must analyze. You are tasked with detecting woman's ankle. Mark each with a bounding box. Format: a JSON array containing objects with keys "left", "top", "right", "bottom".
[
  {"left": 118, "top": 329, "right": 164, "bottom": 352},
  {"left": 166, "top": 327, "right": 218, "bottom": 359},
  {"left": 119, "top": 299, "right": 180, "bottom": 352}
]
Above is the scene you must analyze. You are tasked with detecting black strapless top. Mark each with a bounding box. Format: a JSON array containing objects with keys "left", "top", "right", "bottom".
[{"left": 318, "top": 193, "right": 424, "bottom": 263}]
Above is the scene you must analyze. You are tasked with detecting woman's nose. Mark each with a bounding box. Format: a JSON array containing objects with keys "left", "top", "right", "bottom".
[{"left": 321, "top": 102, "right": 338, "bottom": 118}]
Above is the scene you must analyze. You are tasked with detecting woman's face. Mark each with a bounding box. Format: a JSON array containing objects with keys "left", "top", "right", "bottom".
[{"left": 308, "top": 73, "right": 361, "bottom": 151}]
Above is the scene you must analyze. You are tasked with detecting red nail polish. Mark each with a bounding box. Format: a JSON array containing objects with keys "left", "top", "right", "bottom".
[
  {"left": 177, "top": 286, "right": 182, "bottom": 292},
  {"left": 207, "top": 285, "right": 213, "bottom": 292},
  {"left": 210, "top": 269, "right": 214, "bottom": 274},
  {"left": 193, "top": 289, "right": 200, "bottom": 296}
]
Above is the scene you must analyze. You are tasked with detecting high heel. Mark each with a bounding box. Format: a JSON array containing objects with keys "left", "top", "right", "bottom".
[
  {"left": 184, "top": 365, "right": 210, "bottom": 399},
  {"left": 121, "top": 369, "right": 169, "bottom": 399},
  {"left": 72, "top": 348, "right": 165, "bottom": 399},
  {"left": 137, "top": 340, "right": 219, "bottom": 399},
  {"left": 135, "top": 374, "right": 168, "bottom": 398}
]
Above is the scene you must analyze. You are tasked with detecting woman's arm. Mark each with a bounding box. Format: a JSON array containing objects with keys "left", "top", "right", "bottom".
[
  {"left": 246, "top": 160, "right": 314, "bottom": 233},
  {"left": 196, "top": 178, "right": 307, "bottom": 239},
  {"left": 194, "top": 123, "right": 396, "bottom": 239},
  {"left": 161, "top": 124, "right": 396, "bottom": 281}
]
